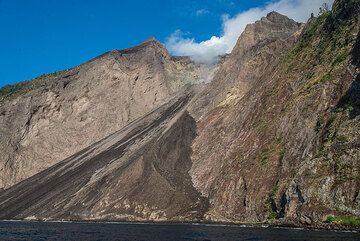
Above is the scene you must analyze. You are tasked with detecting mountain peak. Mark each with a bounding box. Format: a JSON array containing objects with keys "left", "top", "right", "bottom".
[
  {"left": 118, "top": 37, "right": 168, "bottom": 56},
  {"left": 264, "top": 11, "right": 294, "bottom": 23},
  {"left": 267, "top": 11, "right": 280, "bottom": 17},
  {"left": 230, "top": 11, "right": 301, "bottom": 57},
  {"left": 266, "top": 11, "right": 282, "bottom": 18},
  {"left": 143, "top": 37, "right": 158, "bottom": 43},
  {"left": 137, "top": 37, "right": 162, "bottom": 48}
]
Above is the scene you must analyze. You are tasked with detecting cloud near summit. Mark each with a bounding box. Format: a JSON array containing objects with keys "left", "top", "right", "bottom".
[{"left": 166, "top": 0, "right": 334, "bottom": 64}]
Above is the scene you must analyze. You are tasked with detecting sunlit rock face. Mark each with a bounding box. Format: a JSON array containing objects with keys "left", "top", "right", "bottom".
[{"left": 0, "top": 38, "right": 213, "bottom": 189}]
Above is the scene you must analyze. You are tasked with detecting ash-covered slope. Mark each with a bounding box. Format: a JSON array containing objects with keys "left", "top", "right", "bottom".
[
  {"left": 0, "top": 89, "right": 207, "bottom": 221},
  {"left": 0, "top": 38, "right": 209, "bottom": 189}
]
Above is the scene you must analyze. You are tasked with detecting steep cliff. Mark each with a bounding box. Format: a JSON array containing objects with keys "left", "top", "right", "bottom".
[
  {"left": 189, "top": 13, "right": 303, "bottom": 209},
  {"left": 190, "top": 11, "right": 303, "bottom": 118},
  {"left": 190, "top": 0, "right": 360, "bottom": 225},
  {"left": 0, "top": 38, "right": 210, "bottom": 189}
]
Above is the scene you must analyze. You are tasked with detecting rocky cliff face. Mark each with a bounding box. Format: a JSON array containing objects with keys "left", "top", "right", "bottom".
[
  {"left": 190, "top": 12, "right": 303, "bottom": 118},
  {"left": 189, "top": 12, "right": 303, "bottom": 206},
  {"left": 190, "top": 0, "right": 360, "bottom": 225},
  {"left": 0, "top": 0, "right": 359, "bottom": 228},
  {"left": 0, "top": 38, "right": 211, "bottom": 189}
]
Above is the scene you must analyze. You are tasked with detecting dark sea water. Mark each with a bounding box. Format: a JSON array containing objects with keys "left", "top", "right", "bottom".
[{"left": 0, "top": 221, "right": 359, "bottom": 241}]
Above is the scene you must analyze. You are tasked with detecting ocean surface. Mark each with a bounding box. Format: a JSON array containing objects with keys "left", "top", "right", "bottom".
[{"left": 0, "top": 220, "right": 359, "bottom": 241}]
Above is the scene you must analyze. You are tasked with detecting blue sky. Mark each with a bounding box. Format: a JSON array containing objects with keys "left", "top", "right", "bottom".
[
  {"left": 0, "top": 0, "right": 331, "bottom": 87},
  {"left": 0, "top": 0, "right": 265, "bottom": 87}
]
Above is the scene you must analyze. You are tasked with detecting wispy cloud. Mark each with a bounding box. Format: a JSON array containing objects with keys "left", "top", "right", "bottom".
[
  {"left": 166, "top": 0, "right": 334, "bottom": 64},
  {"left": 195, "top": 8, "right": 210, "bottom": 16}
]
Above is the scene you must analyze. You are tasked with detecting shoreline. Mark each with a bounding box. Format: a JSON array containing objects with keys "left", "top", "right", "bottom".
[{"left": 0, "top": 219, "right": 358, "bottom": 233}]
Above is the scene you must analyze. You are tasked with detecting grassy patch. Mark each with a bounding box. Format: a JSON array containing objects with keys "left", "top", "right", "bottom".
[
  {"left": 269, "top": 184, "right": 279, "bottom": 200},
  {"left": 0, "top": 82, "right": 29, "bottom": 97},
  {"left": 287, "top": 5, "right": 357, "bottom": 92},
  {"left": 332, "top": 49, "right": 348, "bottom": 66},
  {"left": 0, "top": 70, "right": 65, "bottom": 98},
  {"left": 290, "top": 12, "right": 330, "bottom": 56},
  {"left": 326, "top": 216, "right": 360, "bottom": 226},
  {"left": 259, "top": 139, "right": 286, "bottom": 165},
  {"left": 259, "top": 149, "right": 270, "bottom": 165},
  {"left": 336, "top": 135, "right": 348, "bottom": 143},
  {"left": 305, "top": 71, "right": 315, "bottom": 79},
  {"left": 279, "top": 148, "right": 286, "bottom": 161},
  {"left": 319, "top": 72, "right": 333, "bottom": 83}
]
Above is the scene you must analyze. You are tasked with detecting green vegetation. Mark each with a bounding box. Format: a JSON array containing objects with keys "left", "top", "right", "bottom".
[
  {"left": 0, "top": 81, "right": 30, "bottom": 97},
  {"left": 259, "top": 138, "right": 286, "bottom": 165},
  {"left": 331, "top": 49, "right": 348, "bottom": 67},
  {"left": 269, "top": 184, "right": 279, "bottom": 200},
  {"left": 0, "top": 70, "right": 66, "bottom": 98},
  {"left": 268, "top": 210, "right": 277, "bottom": 220},
  {"left": 266, "top": 184, "right": 279, "bottom": 220},
  {"left": 333, "top": 104, "right": 354, "bottom": 115},
  {"left": 260, "top": 148, "right": 270, "bottom": 165},
  {"left": 319, "top": 72, "right": 333, "bottom": 83},
  {"left": 290, "top": 12, "right": 331, "bottom": 56},
  {"left": 285, "top": 2, "right": 359, "bottom": 94},
  {"left": 335, "top": 161, "right": 355, "bottom": 183},
  {"left": 279, "top": 148, "right": 286, "bottom": 161},
  {"left": 336, "top": 134, "right": 348, "bottom": 143},
  {"left": 331, "top": 105, "right": 353, "bottom": 116},
  {"left": 36, "top": 70, "right": 65, "bottom": 79},
  {"left": 305, "top": 71, "right": 315, "bottom": 79},
  {"left": 326, "top": 216, "right": 360, "bottom": 226},
  {"left": 334, "top": 107, "right": 344, "bottom": 113},
  {"left": 327, "top": 113, "right": 337, "bottom": 126},
  {"left": 314, "top": 117, "right": 324, "bottom": 132}
]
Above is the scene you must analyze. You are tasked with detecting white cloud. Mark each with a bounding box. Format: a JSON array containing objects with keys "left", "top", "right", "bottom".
[{"left": 166, "top": 0, "right": 334, "bottom": 64}]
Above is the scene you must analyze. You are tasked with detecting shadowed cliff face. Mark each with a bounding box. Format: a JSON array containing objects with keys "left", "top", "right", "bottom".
[
  {"left": 190, "top": 0, "right": 360, "bottom": 224},
  {"left": 0, "top": 0, "right": 359, "bottom": 227},
  {"left": 189, "top": 12, "right": 304, "bottom": 222}
]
